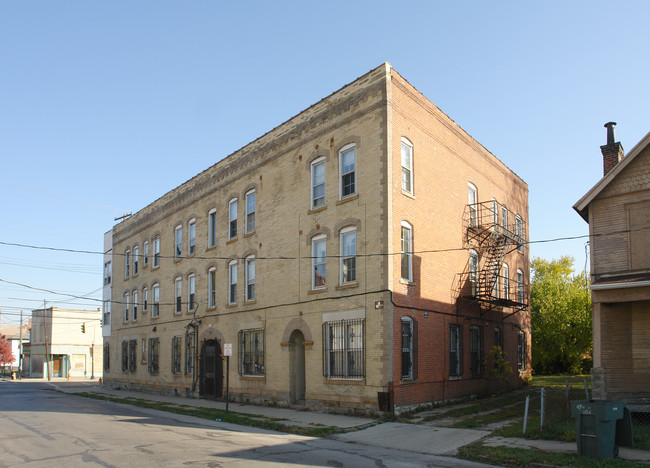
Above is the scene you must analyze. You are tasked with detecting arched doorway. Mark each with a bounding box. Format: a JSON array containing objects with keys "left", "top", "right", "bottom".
[
  {"left": 289, "top": 330, "right": 305, "bottom": 405},
  {"left": 199, "top": 339, "right": 223, "bottom": 398}
]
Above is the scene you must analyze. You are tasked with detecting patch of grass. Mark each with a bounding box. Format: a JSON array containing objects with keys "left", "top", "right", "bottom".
[
  {"left": 423, "top": 391, "right": 529, "bottom": 423},
  {"left": 530, "top": 374, "right": 591, "bottom": 389},
  {"left": 449, "top": 402, "right": 526, "bottom": 429},
  {"left": 459, "top": 442, "right": 648, "bottom": 468},
  {"left": 494, "top": 414, "right": 576, "bottom": 441},
  {"left": 73, "top": 392, "right": 341, "bottom": 437}
]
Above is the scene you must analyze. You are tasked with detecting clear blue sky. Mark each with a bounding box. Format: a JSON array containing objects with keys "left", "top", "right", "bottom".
[{"left": 1, "top": 1, "right": 649, "bottom": 325}]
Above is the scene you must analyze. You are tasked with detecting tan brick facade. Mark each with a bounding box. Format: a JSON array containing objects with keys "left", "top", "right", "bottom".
[{"left": 104, "top": 63, "right": 530, "bottom": 414}]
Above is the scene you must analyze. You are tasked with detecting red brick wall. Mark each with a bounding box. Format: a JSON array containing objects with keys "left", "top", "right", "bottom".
[{"left": 388, "top": 69, "right": 531, "bottom": 411}]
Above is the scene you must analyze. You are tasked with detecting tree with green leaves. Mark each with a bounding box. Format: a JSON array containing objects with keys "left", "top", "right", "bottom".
[{"left": 530, "top": 256, "right": 592, "bottom": 374}]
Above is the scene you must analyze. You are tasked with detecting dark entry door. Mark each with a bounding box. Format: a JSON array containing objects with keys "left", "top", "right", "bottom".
[{"left": 199, "top": 339, "right": 223, "bottom": 398}]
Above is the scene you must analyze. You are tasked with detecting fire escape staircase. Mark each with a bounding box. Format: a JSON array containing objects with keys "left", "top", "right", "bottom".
[{"left": 456, "top": 201, "right": 529, "bottom": 314}]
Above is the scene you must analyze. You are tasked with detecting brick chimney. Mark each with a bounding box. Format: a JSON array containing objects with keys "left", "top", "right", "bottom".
[{"left": 601, "top": 122, "right": 624, "bottom": 176}]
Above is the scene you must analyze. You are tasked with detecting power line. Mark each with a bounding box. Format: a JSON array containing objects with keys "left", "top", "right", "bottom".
[{"left": 0, "top": 228, "right": 635, "bottom": 262}]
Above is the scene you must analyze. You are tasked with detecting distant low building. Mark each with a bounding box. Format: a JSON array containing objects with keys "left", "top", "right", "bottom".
[
  {"left": 24, "top": 307, "right": 103, "bottom": 379},
  {"left": 574, "top": 123, "right": 650, "bottom": 402},
  {"left": 0, "top": 323, "right": 30, "bottom": 375}
]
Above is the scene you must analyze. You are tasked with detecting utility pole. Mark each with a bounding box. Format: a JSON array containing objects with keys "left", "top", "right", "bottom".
[
  {"left": 18, "top": 311, "right": 23, "bottom": 379},
  {"left": 43, "top": 300, "right": 51, "bottom": 381},
  {"left": 90, "top": 322, "right": 95, "bottom": 380}
]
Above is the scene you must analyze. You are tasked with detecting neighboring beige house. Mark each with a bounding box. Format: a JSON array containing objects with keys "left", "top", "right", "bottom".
[
  {"left": 106, "top": 63, "right": 530, "bottom": 414},
  {"left": 25, "top": 307, "right": 103, "bottom": 379},
  {"left": 574, "top": 123, "right": 650, "bottom": 402}
]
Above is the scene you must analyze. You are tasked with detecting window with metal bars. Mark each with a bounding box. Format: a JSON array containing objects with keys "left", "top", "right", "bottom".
[
  {"left": 401, "top": 317, "right": 417, "bottom": 380},
  {"left": 171, "top": 336, "right": 182, "bottom": 374},
  {"left": 148, "top": 338, "right": 159, "bottom": 374},
  {"left": 449, "top": 325, "right": 462, "bottom": 377},
  {"left": 322, "top": 319, "right": 364, "bottom": 378},
  {"left": 239, "top": 329, "right": 264, "bottom": 376},
  {"left": 470, "top": 326, "right": 483, "bottom": 377},
  {"left": 121, "top": 340, "right": 128, "bottom": 372},
  {"left": 185, "top": 333, "right": 193, "bottom": 375},
  {"left": 517, "top": 331, "right": 526, "bottom": 371},
  {"left": 103, "top": 343, "right": 110, "bottom": 371},
  {"left": 129, "top": 340, "right": 137, "bottom": 372}
]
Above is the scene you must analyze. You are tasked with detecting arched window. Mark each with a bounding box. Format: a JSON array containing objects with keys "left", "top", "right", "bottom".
[
  {"left": 401, "top": 222, "right": 413, "bottom": 281},
  {"left": 312, "top": 235, "right": 326, "bottom": 289},
  {"left": 339, "top": 144, "right": 356, "bottom": 199},
  {"left": 340, "top": 227, "right": 356, "bottom": 284},
  {"left": 401, "top": 137, "right": 414, "bottom": 194}
]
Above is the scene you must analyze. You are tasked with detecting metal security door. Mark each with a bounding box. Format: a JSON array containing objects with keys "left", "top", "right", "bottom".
[{"left": 199, "top": 339, "right": 223, "bottom": 398}]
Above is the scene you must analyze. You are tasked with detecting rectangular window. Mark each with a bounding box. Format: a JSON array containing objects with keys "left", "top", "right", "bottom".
[
  {"left": 141, "top": 338, "right": 147, "bottom": 363},
  {"left": 143, "top": 241, "right": 149, "bottom": 267},
  {"left": 125, "top": 250, "right": 130, "bottom": 278},
  {"left": 121, "top": 341, "right": 128, "bottom": 372},
  {"left": 208, "top": 268, "right": 216, "bottom": 308},
  {"left": 401, "top": 318, "right": 414, "bottom": 379},
  {"left": 516, "top": 215, "right": 523, "bottom": 253},
  {"left": 323, "top": 319, "right": 364, "bottom": 378},
  {"left": 172, "top": 336, "right": 182, "bottom": 374},
  {"left": 340, "top": 145, "right": 356, "bottom": 198},
  {"left": 492, "top": 198, "right": 498, "bottom": 229},
  {"left": 175, "top": 226, "right": 182, "bottom": 259},
  {"left": 153, "top": 238, "right": 160, "bottom": 267},
  {"left": 312, "top": 237, "right": 326, "bottom": 289},
  {"left": 470, "top": 326, "right": 482, "bottom": 377},
  {"left": 104, "top": 261, "right": 112, "bottom": 285},
  {"left": 133, "top": 246, "right": 139, "bottom": 275},
  {"left": 152, "top": 284, "right": 160, "bottom": 317},
  {"left": 103, "top": 300, "right": 111, "bottom": 327},
  {"left": 229, "top": 199, "right": 238, "bottom": 240},
  {"left": 245, "top": 257, "right": 255, "bottom": 301},
  {"left": 469, "top": 250, "right": 479, "bottom": 296},
  {"left": 228, "top": 261, "right": 237, "bottom": 304},
  {"left": 175, "top": 277, "right": 182, "bottom": 314},
  {"left": 188, "top": 220, "right": 196, "bottom": 255},
  {"left": 132, "top": 290, "right": 138, "bottom": 321},
  {"left": 503, "top": 264, "right": 509, "bottom": 301},
  {"left": 517, "top": 331, "right": 526, "bottom": 371},
  {"left": 501, "top": 205, "right": 508, "bottom": 232},
  {"left": 449, "top": 325, "right": 462, "bottom": 377},
  {"left": 188, "top": 274, "right": 195, "bottom": 311},
  {"left": 311, "top": 158, "right": 326, "bottom": 209},
  {"left": 208, "top": 210, "right": 217, "bottom": 248},
  {"left": 240, "top": 329, "right": 264, "bottom": 376},
  {"left": 245, "top": 191, "right": 255, "bottom": 234},
  {"left": 103, "top": 343, "right": 110, "bottom": 371},
  {"left": 401, "top": 138, "right": 413, "bottom": 194},
  {"left": 401, "top": 223, "right": 412, "bottom": 281},
  {"left": 517, "top": 269, "right": 524, "bottom": 304},
  {"left": 468, "top": 184, "right": 478, "bottom": 228},
  {"left": 124, "top": 293, "right": 129, "bottom": 322},
  {"left": 148, "top": 338, "right": 159, "bottom": 373},
  {"left": 340, "top": 229, "right": 356, "bottom": 284},
  {"left": 185, "top": 334, "right": 193, "bottom": 374},
  {"left": 143, "top": 287, "right": 148, "bottom": 312},
  {"left": 129, "top": 339, "right": 137, "bottom": 372}
]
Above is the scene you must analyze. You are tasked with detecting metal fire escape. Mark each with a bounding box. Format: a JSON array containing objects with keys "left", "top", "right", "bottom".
[{"left": 457, "top": 200, "right": 529, "bottom": 313}]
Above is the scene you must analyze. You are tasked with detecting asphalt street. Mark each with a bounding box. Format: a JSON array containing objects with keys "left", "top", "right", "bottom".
[{"left": 0, "top": 381, "right": 492, "bottom": 468}]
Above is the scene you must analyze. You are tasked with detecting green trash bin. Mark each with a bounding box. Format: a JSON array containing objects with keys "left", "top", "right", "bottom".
[{"left": 570, "top": 400, "right": 626, "bottom": 459}]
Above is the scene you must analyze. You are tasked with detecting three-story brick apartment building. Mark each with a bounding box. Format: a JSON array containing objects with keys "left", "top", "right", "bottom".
[{"left": 104, "top": 63, "right": 530, "bottom": 414}]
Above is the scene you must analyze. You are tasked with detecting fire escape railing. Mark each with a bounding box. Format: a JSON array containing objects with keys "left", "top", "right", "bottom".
[{"left": 456, "top": 201, "right": 528, "bottom": 311}]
